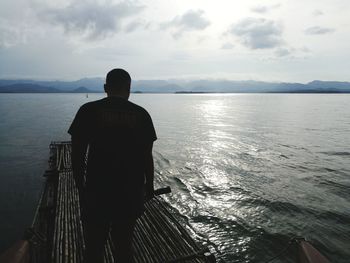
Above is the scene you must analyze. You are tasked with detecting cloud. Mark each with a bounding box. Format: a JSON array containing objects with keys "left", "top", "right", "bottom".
[
  {"left": 250, "top": 4, "right": 281, "bottom": 14},
  {"left": 170, "top": 51, "right": 191, "bottom": 61},
  {"left": 0, "top": 14, "right": 36, "bottom": 49},
  {"left": 0, "top": 1, "right": 39, "bottom": 49},
  {"left": 305, "top": 26, "right": 335, "bottom": 35},
  {"left": 228, "top": 18, "right": 282, "bottom": 49},
  {"left": 0, "top": 23, "right": 25, "bottom": 48},
  {"left": 313, "top": 10, "right": 324, "bottom": 16},
  {"left": 221, "top": 43, "right": 234, "bottom": 50},
  {"left": 124, "top": 20, "right": 146, "bottom": 33},
  {"left": 162, "top": 9, "right": 211, "bottom": 38},
  {"left": 40, "top": 1, "right": 145, "bottom": 40},
  {"left": 300, "top": 46, "right": 311, "bottom": 53},
  {"left": 274, "top": 47, "right": 292, "bottom": 57}
]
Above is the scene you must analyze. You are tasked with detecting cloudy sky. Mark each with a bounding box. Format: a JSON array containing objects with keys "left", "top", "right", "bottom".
[{"left": 0, "top": 0, "right": 349, "bottom": 82}]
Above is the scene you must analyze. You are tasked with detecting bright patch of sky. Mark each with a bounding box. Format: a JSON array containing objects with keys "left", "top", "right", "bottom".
[{"left": 0, "top": 0, "right": 349, "bottom": 82}]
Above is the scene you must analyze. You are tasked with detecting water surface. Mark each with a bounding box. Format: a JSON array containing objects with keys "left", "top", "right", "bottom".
[{"left": 0, "top": 93, "right": 349, "bottom": 262}]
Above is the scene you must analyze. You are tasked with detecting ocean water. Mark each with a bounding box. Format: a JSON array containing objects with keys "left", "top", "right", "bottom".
[{"left": 0, "top": 93, "right": 349, "bottom": 262}]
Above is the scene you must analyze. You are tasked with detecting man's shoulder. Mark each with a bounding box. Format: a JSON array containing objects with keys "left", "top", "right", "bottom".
[
  {"left": 80, "top": 98, "right": 151, "bottom": 118},
  {"left": 127, "top": 100, "right": 150, "bottom": 115},
  {"left": 79, "top": 98, "right": 106, "bottom": 111}
]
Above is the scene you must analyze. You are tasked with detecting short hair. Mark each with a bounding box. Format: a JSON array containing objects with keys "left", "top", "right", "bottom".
[{"left": 105, "top": 69, "right": 131, "bottom": 90}]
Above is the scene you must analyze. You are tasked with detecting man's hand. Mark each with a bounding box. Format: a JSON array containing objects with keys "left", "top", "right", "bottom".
[
  {"left": 145, "top": 185, "right": 155, "bottom": 202},
  {"left": 71, "top": 135, "right": 88, "bottom": 211},
  {"left": 144, "top": 142, "right": 155, "bottom": 202}
]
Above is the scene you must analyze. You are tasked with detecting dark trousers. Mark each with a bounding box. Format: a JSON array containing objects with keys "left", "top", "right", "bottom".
[{"left": 83, "top": 217, "right": 137, "bottom": 263}]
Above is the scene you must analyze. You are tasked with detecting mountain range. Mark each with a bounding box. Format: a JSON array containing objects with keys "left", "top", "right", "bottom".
[{"left": 0, "top": 78, "right": 350, "bottom": 93}]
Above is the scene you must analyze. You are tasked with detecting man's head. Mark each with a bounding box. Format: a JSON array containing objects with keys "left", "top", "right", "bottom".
[{"left": 104, "top": 68, "right": 131, "bottom": 99}]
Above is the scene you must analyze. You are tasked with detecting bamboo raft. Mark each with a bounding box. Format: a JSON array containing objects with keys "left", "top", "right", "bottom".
[
  {"left": 25, "top": 141, "right": 216, "bottom": 263},
  {"left": 0, "top": 142, "right": 334, "bottom": 263}
]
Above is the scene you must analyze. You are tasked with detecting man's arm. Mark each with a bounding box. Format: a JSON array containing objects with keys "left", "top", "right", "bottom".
[
  {"left": 71, "top": 135, "right": 88, "bottom": 196},
  {"left": 145, "top": 142, "right": 155, "bottom": 200}
]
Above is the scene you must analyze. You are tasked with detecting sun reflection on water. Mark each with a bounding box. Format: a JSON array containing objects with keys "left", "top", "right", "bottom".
[{"left": 149, "top": 94, "right": 350, "bottom": 262}]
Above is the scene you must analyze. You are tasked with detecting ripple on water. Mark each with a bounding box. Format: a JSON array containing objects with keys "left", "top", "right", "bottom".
[{"left": 320, "top": 151, "right": 350, "bottom": 157}]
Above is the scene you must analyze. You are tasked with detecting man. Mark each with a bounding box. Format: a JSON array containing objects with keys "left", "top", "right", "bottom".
[{"left": 68, "top": 69, "right": 157, "bottom": 262}]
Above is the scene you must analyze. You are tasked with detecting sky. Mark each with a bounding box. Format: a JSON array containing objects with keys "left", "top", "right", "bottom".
[{"left": 0, "top": 0, "right": 349, "bottom": 82}]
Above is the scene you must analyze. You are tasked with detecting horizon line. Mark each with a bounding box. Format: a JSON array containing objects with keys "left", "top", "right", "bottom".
[{"left": 1, "top": 77, "right": 350, "bottom": 85}]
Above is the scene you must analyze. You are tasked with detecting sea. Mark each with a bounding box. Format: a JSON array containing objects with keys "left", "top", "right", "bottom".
[{"left": 0, "top": 93, "right": 349, "bottom": 262}]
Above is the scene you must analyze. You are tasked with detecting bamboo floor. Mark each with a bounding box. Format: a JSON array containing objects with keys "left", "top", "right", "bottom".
[{"left": 29, "top": 141, "right": 215, "bottom": 263}]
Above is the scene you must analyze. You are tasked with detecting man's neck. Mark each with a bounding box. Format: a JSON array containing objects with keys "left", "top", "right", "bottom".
[{"left": 107, "top": 93, "right": 129, "bottom": 100}]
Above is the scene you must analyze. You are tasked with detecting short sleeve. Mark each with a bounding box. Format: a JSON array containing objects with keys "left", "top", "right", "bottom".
[
  {"left": 142, "top": 111, "right": 157, "bottom": 142},
  {"left": 68, "top": 105, "right": 90, "bottom": 138}
]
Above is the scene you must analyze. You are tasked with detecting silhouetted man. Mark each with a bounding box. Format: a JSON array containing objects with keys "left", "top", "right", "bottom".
[{"left": 68, "top": 69, "right": 157, "bottom": 263}]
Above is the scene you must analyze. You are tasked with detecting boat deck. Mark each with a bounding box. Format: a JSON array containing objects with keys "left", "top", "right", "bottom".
[{"left": 29, "top": 141, "right": 215, "bottom": 263}]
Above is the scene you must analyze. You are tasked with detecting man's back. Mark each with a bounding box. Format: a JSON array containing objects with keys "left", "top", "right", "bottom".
[{"left": 69, "top": 96, "right": 156, "bottom": 217}]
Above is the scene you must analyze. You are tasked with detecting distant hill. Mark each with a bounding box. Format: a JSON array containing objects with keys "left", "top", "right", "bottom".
[
  {"left": 0, "top": 78, "right": 103, "bottom": 92},
  {"left": 0, "top": 83, "right": 61, "bottom": 93},
  {"left": 305, "top": 81, "right": 350, "bottom": 92},
  {"left": 0, "top": 83, "right": 95, "bottom": 93},
  {"left": 0, "top": 78, "right": 349, "bottom": 93},
  {"left": 71, "top": 87, "right": 95, "bottom": 93}
]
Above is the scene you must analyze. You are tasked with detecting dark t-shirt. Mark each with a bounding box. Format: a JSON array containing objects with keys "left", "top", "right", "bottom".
[{"left": 68, "top": 96, "right": 157, "bottom": 218}]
